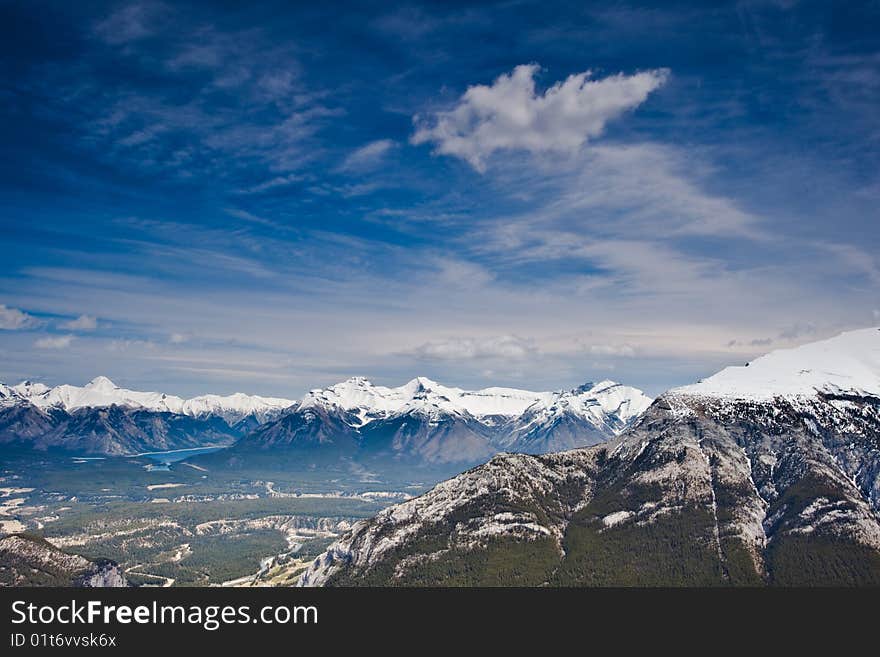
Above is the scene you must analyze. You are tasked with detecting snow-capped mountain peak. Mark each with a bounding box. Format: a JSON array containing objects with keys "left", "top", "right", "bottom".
[
  {"left": 11, "top": 380, "right": 50, "bottom": 397},
  {"left": 403, "top": 376, "right": 443, "bottom": 392},
  {"left": 297, "top": 376, "right": 653, "bottom": 442},
  {"left": 0, "top": 382, "right": 20, "bottom": 408},
  {"left": 7, "top": 377, "right": 295, "bottom": 425},
  {"left": 519, "top": 380, "right": 651, "bottom": 424},
  {"left": 300, "top": 377, "right": 400, "bottom": 421},
  {"left": 674, "top": 327, "right": 880, "bottom": 402},
  {"left": 85, "top": 375, "right": 117, "bottom": 391},
  {"left": 2, "top": 373, "right": 653, "bottom": 458}
]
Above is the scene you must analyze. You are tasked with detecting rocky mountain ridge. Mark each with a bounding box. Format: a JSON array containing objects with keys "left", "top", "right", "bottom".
[{"left": 298, "top": 328, "right": 880, "bottom": 586}]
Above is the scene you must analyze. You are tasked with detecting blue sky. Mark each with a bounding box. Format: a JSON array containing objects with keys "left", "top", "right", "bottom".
[{"left": 1, "top": 0, "right": 879, "bottom": 397}]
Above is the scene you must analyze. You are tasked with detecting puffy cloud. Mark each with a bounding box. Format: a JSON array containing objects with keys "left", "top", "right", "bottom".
[
  {"left": 60, "top": 315, "right": 98, "bottom": 331},
  {"left": 0, "top": 304, "right": 40, "bottom": 330},
  {"left": 412, "top": 64, "right": 668, "bottom": 171},
  {"left": 412, "top": 335, "right": 537, "bottom": 360},
  {"left": 35, "top": 335, "right": 74, "bottom": 350}
]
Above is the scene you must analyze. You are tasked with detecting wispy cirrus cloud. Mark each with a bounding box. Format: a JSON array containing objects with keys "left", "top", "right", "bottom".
[
  {"left": 36, "top": 4, "right": 343, "bottom": 188},
  {"left": 410, "top": 335, "right": 537, "bottom": 361},
  {"left": 338, "top": 139, "right": 396, "bottom": 172},
  {"left": 93, "top": 1, "right": 166, "bottom": 45},
  {"left": 412, "top": 64, "right": 668, "bottom": 171},
  {"left": 586, "top": 343, "right": 637, "bottom": 357},
  {"left": 234, "top": 173, "right": 308, "bottom": 195}
]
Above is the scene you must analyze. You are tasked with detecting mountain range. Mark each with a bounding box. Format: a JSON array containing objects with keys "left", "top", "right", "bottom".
[
  {"left": 235, "top": 377, "right": 651, "bottom": 465},
  {"left": 0, "top": 374, "right": 651, "bottom": 461},
  {"left": 0, "top": 376, "right": 295, "bottom": 455},
  {"left": 299, "top": 328, "right": 880, "bottom": 586}
]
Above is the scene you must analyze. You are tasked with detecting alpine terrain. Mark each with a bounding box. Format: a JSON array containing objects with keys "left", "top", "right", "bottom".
[
  {"left": 299, "top": 328, "right": 880, "bottom": 586},
  {"left": 0, "top": 376, "right": 650, "bottom": 463},
  {"left": 0, "top": 376, "right": 295, "bottom": 455},
  {"left": 229, "top": 377, "right": 652, "bottom": 465}
]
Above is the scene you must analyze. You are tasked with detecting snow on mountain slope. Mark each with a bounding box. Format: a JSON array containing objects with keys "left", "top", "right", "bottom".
[
  {"left": 674, "top": 327, "right": 880, "bottom": 401},
  {"left": 496, "top": 381, "right": 653, "bottom": 452},
  {"left": 11, "top": 381, "right": 50, "bottom": 397},
  {"left": 300, "top": 376, "right": 648, "bottom": 431},
  {"left": 0, "top": 383, "right": 20, "bottom": 408},
  {"left": 240, "top": 376, "right": 653, "bottom": 463},
  {"left": 11, "top": 376, "right": 294, "bottom": 424},
  {"left": 24, "top": 376, "right": 188, "bottom": 414},
  {"left": 3, "top": 374, "right": 652, "bottom": 458},
  {"left": 299, "top": 329, "right": 880, "bottom": 587},
  {"left": 179, "top": 393, "right": 294, "bottom": 424},
  {"left": 300, "top": 376, "right": 555, "bottom": 424},
  {"left": 525, "top": 380, "right": 652, "bottom": 426},
  {"left": 6, "top": 373, "right": 650, "bottom": 433}
]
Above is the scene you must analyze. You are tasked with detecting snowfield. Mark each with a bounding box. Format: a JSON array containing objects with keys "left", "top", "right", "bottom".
[
  {"left": 8, "top": 376, "right": 295, "bottom": 424},
  {"left": 674, "top": 328, "right": 880, "bottom": 402}
]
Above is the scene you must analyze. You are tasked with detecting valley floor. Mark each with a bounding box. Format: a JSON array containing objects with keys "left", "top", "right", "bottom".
[{"left": 0, "top": 449, "right": 429, "bottom": 586}]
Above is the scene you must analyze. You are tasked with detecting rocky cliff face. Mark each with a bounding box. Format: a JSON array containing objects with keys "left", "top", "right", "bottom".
[
  {"left": 299, "top": 329, "right": 880, "bottom": 586},
  {"left": 0, "top": 534, "right": 129, "bottom": 587},
  {"left": 75, "top": 559, "right": 129, "bottom": 587}
]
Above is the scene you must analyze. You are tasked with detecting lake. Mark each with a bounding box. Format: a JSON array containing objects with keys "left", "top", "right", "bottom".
[{"left": 135, "top": 446, "right": 226, "bottom": 471}]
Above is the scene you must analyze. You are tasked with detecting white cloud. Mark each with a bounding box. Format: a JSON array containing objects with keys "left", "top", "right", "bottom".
[
  {"left": 339, "top": 139, "right": 396, "bottom": 172},
  {"left": 432, "top": 258, "right": 494, "bottom": 289},
  {"left": 412, "top": 335, "right": 536, "bottom": 360},
  {"left": 0, "top": 304, "right": 40, "bottom": 330},
  {"left": 59, "top": 315, "right": 98, "bottom": 331},
  {"left": 93, "top": 2, "right": 164, "bottom": 45},
  {"left": 823, "top": 243, "right": 880, "bottom": 285},
  {"left": 169, "top": 333, "right": 189, "bottom": 344},
  {"left": 235, "top": 173, "right": 307, "bottom": 195},
  {"left": 588, "top": 343, "right": 637, "bottom": 357},
  {"left": 35, "top": 335, "right": 74, "bottom": 350},
  {"left": 223, "top": 207, "right": 291, "bottom": 231},
  {"left": 412, "top": 64, "right": 668, "bottom": 171},
  {"left": 108, "top": 339, "right": 156, "bottom": 352}
]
